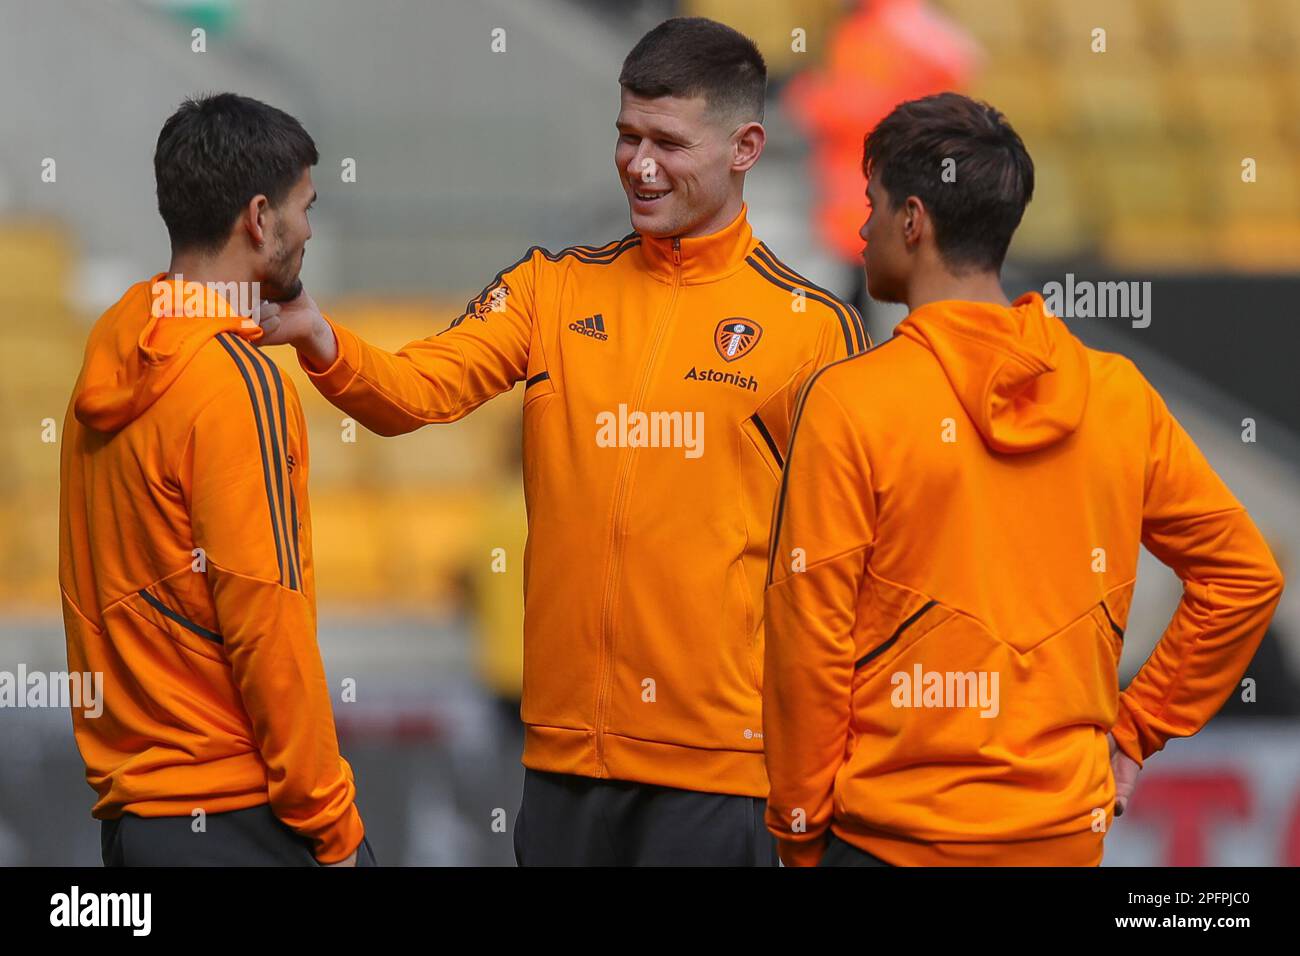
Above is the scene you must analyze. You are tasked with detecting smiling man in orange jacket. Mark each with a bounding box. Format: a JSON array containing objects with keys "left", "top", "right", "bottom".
[
  {"left": 259, "top": 18, "right": 867, "bottom": 865},
  {"left": 762, "top": 93, "right": 1285, "bottom": 866},
  {"left": 60, "top": 94, "right": 371, "bottom": 866}
]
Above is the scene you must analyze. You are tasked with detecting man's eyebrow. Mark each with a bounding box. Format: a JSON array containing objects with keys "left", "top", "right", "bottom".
[{"left": 616, "top": 119, "right": 687, "bottom": 141}]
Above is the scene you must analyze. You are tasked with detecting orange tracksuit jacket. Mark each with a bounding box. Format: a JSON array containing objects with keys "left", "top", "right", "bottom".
[
  {"left": 300, "top": 205, "right": 868, "bottom": 796},
  {"left": 764, "top": 292, "right": 1284, "bottom": 866},
  {"left": 59, "top": 277, "right": 363, "bottom": 863}
]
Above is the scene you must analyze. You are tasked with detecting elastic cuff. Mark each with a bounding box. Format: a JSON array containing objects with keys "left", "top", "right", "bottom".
[
  {"left": 777, "top": 834, "right": 828, "bottom": 868},
  {"left": 298, "top": 315, "right": 356, "bottom": 395},
  {"left": 1110, "top": 708, "right": 1146, "bottom": 768},
  {"left": 311, "top": 804, "right": 366, "bottom": 864}
]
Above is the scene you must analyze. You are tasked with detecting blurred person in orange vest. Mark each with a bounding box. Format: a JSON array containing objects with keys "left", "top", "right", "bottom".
[{"left": 784, "top": 0, "right": 979, "bottom": 278}]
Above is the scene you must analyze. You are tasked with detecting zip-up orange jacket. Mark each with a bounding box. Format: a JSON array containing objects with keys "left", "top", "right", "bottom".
[
  {"left": 59, "top": 276, "right": 364, "bottom": 863},
  {"left": 763, "top": 292, "right": 1284, "bottom": 866},
  {"left": 300, "top": 206, "right": 868, "bottom": 796}
]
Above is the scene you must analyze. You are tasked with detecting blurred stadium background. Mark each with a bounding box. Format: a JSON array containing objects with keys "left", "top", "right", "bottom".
[{"left": 0, "top": 0, "right": 1296, "bottom": 865}]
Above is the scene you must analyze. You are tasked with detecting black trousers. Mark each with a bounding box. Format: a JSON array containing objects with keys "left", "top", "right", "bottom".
[
  {"left": 513, "top": 768, "right": 779, "bottom": 866},
  {"left": 819, "top": 832, "right": 893, "bottom": 867},
  {"left": 101, "top": 804, "right": 377, "bottom": 867}
]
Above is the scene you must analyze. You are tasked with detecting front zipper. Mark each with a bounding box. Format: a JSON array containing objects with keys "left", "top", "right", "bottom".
[{"left": 593, "top": 237, "right": 682, "bottom": 774}]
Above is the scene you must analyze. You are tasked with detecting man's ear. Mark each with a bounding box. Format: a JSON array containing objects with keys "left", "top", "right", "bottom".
[
  {"left": 903, "top": 195, "right": 926, "bottom": 248},
  {"left": 243, "top": 194, "right": 271, "bottom": 249},
  {"left": 731, "top": 121, "right": 765, "bottom": 173}
]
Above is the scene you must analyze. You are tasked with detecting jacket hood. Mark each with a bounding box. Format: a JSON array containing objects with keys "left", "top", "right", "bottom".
[
  {"left": 895, "top": 292, "right": 1090, "bottom": 454},
  {"left": 73, "top": 275, "right": 261, "bottom": 433}
]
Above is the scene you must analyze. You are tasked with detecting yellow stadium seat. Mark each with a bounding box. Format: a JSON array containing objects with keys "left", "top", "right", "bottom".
[
  {"left": 1097, "top": 144, "right": 1201, "bottom": 221},
  {"left": 1103, "top": 216, "right": 1218, "bottom": 269},
  {"left": 1157, "top": 0, "right": 1260, "bottom": 56},
  {"left": 1250, "top": 0, "right": 1300, "bottom": 58},
  {"left": 930, "top": 0, "right": 1038, "bottom": 53},
  {"left": 1216, "top": 216, "right": 1300, "bottom": 270},
  {"left": 1040, "top": 0, "right": 1151, "bottom": 59},
  {"left": 0, "top": 224, "right": 73, "bottom": 308},
  {"left": 684, "top": 0, "right": 844, "bottom": 75},
  {"left": 1008, "top": 144, "right": 1085, "bottom": 260},
  {"left": 1173, "top": 65, "right": 1288, "bottom": 138},
  {"left": 1058, "top": 66, "right": 1168, "bottom": 137},
  {"left": 1207, "top": 147, "right": 1300, "bottom": 217},
  {"left": 969, "top": 59, "right": 1065, "bottom": 137},
  {"left": 0, "top": 490, "right": 60, "bottom": 608}
]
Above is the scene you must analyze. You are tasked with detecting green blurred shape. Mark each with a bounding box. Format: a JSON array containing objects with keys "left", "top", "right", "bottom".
[{"left": 158, "top": 0, "right": 238, "bottom": 36}]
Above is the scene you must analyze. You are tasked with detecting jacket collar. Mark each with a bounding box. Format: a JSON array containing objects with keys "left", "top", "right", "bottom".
[{"left": 638, "top": 204, "right": 756, "bottom": 285}]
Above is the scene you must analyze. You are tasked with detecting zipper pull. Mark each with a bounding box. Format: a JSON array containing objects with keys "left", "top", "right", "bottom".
[{"left": 672, "top": 237, "right": 681, "bottom": 266}]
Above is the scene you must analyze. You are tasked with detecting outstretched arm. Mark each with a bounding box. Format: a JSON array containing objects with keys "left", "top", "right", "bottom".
[{"left": 259, "top": 253, "right": 539, "bottom": 436}]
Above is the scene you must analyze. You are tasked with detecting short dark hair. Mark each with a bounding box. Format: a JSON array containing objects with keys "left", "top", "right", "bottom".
[
  {"left": 619, "top": 17, "right": 766, "bottom": 123},
  {"left": 154, "top": 93, "right": 318, "bottom": 254},
  {"left": 863, "top": 93, "right": 1034, "bottom": 273}
]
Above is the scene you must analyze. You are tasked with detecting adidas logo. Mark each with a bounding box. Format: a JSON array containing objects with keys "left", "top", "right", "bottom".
[{"left": 568, "top": 313, "right": 608, "bottom": 341}]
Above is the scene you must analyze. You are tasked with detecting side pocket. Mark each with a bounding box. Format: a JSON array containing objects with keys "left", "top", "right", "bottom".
[
  {"left": 848, "top": 599, "right": 948, "bottom": 738},
  {"left": 126, "top": 586, "right": 225, "bottom": 663},
  {"left": 1097, "top": 600, "right": 1125, "bottom": 664},
  {"left": 738, "top": 417, "right": 783, "bottom": 695},
  {"left": 855, "top": 600, "right": 938, "bottom": 671},
  {"left": 138, "top": 589, "right": 222, "bottom": 644},
  {"left": 1099, "top": 600, "right": 1124, "bottom": 643},
  {"left": 744, "top": 411, "right": 784, "bottom": 477}
]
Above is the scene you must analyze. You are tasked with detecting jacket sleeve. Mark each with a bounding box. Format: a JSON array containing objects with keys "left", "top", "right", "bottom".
[
  {"left": 301, "top": 251, "right": 540, "bottom": 435},
  {"left": 188, "top": 366, "right": 363, "bottom": 863},
  {"left": 762, "top": 373, "right": 875, "bottom": 866},
  {"left": 1110, "top": 377, "right": 1285, "bottom": 766}
]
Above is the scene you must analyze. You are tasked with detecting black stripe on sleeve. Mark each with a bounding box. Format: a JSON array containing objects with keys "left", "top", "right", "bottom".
[
  {"left": 526, "top": 370, "right": 550, "bottom": 389},
  {"left": 229, "top": 336, "right": 298, "bottom": 591},
  {"left": 746, "top": 255, "right": 856, "bottom": 358},
  {"left": 448, "top": 234, "right": 642, "bottom": 332},
  {"left": 215, "top": 334, "right": 288, "bottom": 588},
  {"left": 237, "top": 338, "right": 304, "bottom": 590},
  {"left": 753, "top": 244, "right": 867, "bottom": 354},
  {"left": 847, "top": 303, "right": 871, "bottom": 349}
]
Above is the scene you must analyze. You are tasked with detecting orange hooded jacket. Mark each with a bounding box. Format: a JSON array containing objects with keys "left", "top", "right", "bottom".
[
  {"left": 300, "top": 206, "right": 868, "bottom": 796},
  {"left": 58, "top": 276, "right": 363, "bottom": 863},
  {"left": 763, "top": 292, "right": 1284, "bottom": 866}
]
